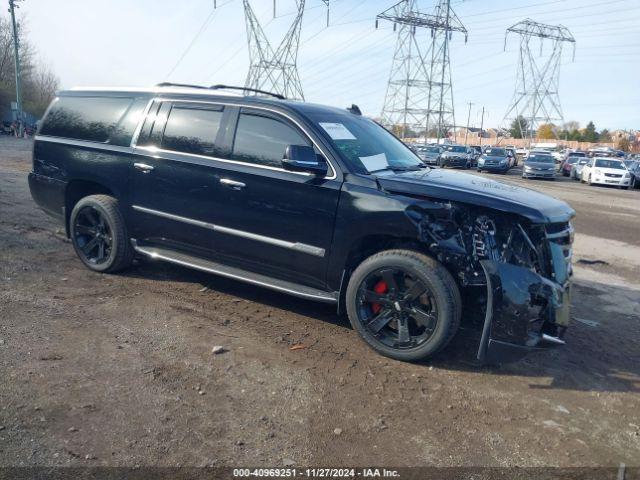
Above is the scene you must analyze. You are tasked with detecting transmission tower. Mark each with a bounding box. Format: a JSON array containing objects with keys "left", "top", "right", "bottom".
[
  {"left": 502, "top": 19, "right": 575, "bottom": 142},
  {"left": 377, "top": 0, "right": 467, "bottom": 141},
  {"left": 243, "top": 0, "right": 306, "bottom": 100}
]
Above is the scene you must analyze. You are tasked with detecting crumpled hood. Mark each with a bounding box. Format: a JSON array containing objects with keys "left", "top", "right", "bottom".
[{"left": 376, "top": 169, "right": 575, "bottom": 223}]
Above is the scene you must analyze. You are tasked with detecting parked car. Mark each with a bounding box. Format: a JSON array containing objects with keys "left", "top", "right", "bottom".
[
  {"left": 416, "top": 145, "right": 442, "bottom": 166},
  {"left": 561, "top": 156, "right": 584, "bottom": 177},
  {"left": 581, "top": 157, "right": 631, "bottom": 189},
  {"left": 477, "top": 147, "right": 510, "bottom": 174},
  {"left": 522, "top": 153, "right": 556, "bottom": 180},
  {"left": 470, "top": 145, "right": 483, "bottom": 162},
  {"left": 625, "top": 161, "right": 640, "bottom": 189},
  {"left": 439, "top": 145, "right": 474, "bottom": 168},
  {"left": 570, "top": 158, "right": 590, "bottom": 181},
  {"left": 28, "top": 83, "right": 575, "bottom": 364}
]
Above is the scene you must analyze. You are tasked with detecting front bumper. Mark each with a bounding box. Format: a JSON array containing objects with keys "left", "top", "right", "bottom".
[
  {"left": 591, "top": 176, "right": 630, "bottom": 186},
  {"left": 477, "top": 259, "right": 571, "bottom": 364},
  {"left": 523, "top": 169, "right": 555, "bottom": 178},
  {"left": 443, "top": 157, "right": 468, "bottom": 168},
  {"left": 480, "top": 163, "right": 508, "bottom": 172}
]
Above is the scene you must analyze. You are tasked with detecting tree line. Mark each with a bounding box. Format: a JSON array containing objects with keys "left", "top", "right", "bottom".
[
  {"left": 509, "top": 115, "right": 631, "bottom": 150},
  {"left": 0, "top": 16, "right": 59, "bottom": 121}
]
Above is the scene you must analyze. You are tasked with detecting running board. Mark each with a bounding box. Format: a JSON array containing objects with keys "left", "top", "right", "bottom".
[{"left": 131, "top": 240, "right": 338, "bottom": 303}]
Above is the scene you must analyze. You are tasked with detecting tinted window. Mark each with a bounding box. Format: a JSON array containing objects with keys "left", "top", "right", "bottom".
[
  {"left": 232, "top": 113, "right": 310, "bottom": 168},
  {"left": 40, "top": 96, "right": 133, "bottom": 143},
  {"left": 110, "top": 98, "right": 149, "bottom": 147},
  {"left": 162, "top": 106, "right": 224, "bottom": 157}
]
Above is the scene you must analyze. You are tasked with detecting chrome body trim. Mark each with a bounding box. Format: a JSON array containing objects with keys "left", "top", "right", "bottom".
[
  {"left": 132, "top": 205, "right": 326, "bottom": 258},
  {"left": 34, "top": 135, "right": 134, "bottom": 154},
  {"left": 131, "top": 240, "right": 336, "bottom": 303},
  {"left": 219, "top": 178, "right": 246, "bottom": 189},
  {"left": 133, "top": 162, "right": 154, "bottom": 173}
]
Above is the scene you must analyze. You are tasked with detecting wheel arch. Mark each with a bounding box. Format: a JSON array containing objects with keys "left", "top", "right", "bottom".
[{"left": 336, "top": 234, "right": 432, "bottom": 316}]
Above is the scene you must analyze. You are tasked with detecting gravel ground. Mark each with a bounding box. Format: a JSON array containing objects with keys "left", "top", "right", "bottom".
[{"left": 1, "top": 137, "right": 639, "bottom": 469}]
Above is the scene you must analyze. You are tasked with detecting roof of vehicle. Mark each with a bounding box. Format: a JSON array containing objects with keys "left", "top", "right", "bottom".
[{"left": 62, "top": 85, "right": 355, "bottom": 119}]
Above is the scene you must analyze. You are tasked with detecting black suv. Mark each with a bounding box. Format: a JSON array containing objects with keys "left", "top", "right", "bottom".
[{"left": 29, "top": 84, "right": 575, "bottom": 364}]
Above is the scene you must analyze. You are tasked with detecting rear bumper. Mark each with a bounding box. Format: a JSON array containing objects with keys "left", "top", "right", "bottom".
[
  {"left": 28, "top": 172, "right": 66, "bottom": 221},
  {"left": 477, "top": 260, "right": 571, "bottom": 364}
]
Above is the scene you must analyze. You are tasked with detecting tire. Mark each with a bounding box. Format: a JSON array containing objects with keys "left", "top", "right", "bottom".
[
  {"left": 69, "top": 194, "right": 134, "bottom": 273},
  {"left": 345, "top": 249, "right": 461, "bottom": 362}
]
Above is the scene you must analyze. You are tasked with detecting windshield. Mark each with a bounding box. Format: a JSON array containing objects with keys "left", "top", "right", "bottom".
[
  {"left": 570, "top": 152, "right": 586, "bottom": 157},
  {"left": 446, "top": 145, "right": 466, "bottom": 153},
  {"left": 308, "top": 113, "right": 423, "bottom": 173},
  {"left": 595, "top": 159, "right": 625, "bottom": 169},
  {"left": 484, "top": 148, "right": 505, "bottom": 156},
  {"left": 527, "top": 155, "right": 554, "bottom": 164},
  {"left": 578, "top": 159, "right": 589, "bottom": 165},
  {"left": 566, "top": 157, "right": 581, "bottom": 164},
  {"left": 425, "top": 146, "right": 440, "bottom": 153}
]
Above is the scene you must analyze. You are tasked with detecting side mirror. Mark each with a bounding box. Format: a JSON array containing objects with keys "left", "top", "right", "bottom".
[{"left": 282, "top": 145, "right": 328, "bottom": 176}]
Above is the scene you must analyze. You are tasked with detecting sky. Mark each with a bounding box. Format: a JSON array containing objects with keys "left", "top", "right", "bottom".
[{"left": 14, "top": 0, "right": 640, "bottom": 130}]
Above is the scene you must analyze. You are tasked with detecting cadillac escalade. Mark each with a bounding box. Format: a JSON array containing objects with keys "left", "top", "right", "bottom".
[{"left": 28, "top": 83, "right": 575, "bottom": 363}]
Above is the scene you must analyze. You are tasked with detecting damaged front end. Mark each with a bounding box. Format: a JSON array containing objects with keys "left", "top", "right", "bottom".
[{"left": 406, "top": 201, "right": 574, "bottom": 364}]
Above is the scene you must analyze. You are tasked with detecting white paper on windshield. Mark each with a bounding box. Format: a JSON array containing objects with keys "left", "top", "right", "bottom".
[
  {"left": 359, "top": 153, "right": 388, "bottom": 172},
  {"left": 319, "top": 122, "right": 356, "bottom": 140}
]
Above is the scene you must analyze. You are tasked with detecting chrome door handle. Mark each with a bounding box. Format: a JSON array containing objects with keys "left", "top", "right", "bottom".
[
  {"left": 220, "top": 178, "right": 246, "bottom": 190},
  {"left": 134, "top": 162, "right": 154, "bottom": 173}
]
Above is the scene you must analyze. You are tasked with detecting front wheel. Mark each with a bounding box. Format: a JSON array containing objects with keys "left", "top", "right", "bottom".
[
  {"left": 69, "top": 194, "right": 134, "bottom": 273},
  {"left": 345, "top": 250, "right": 461, "bottom": 362}
]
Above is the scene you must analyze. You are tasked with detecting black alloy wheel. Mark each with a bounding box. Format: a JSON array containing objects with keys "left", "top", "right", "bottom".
[
  {"left": 356, "top": 268, "right": 438, "bottom": 350},
  {"left": 69, "top": 194, "right": 134, "bottom": 273},
  {"left": 73, "top": 206, "right": 113, "bottom": 266},
  {"left": 346, "top": 250, "right": 461, "bottom": 362}
]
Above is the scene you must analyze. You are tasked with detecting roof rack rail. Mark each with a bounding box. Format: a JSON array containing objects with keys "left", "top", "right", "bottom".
[
  {"left": 154, "top": 82, "right": 286, "bottom": 100},
  {"left": 210, "top": 84, "right": 286, "bottom": 100},
  {"left": 155, "top": 82, "right": 210, "bottom": 90}
]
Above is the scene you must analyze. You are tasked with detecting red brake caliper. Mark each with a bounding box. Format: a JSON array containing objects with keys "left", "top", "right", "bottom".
[{"left": 371, "top": 280, "right": 388, "bottom": 315}]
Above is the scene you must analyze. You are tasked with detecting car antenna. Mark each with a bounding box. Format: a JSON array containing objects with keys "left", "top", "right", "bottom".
[
  {"left": 209, "top": 84, "right": 285, "bottom": 100},
  {"left": 347, "top": 104, "right": 362, "bottom": 115}
]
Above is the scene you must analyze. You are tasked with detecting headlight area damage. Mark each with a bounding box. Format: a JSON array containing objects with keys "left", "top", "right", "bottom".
[{"left": 405, "top": 200, "right": 574, "bottom": 364}]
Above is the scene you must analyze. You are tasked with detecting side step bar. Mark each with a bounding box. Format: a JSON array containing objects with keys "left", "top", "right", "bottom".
[{"left": 131, "top": 240, "right": 338, "bottom": 304}]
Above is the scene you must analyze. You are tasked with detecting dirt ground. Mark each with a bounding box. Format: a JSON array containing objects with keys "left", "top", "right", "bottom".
[{"left": 1, "top": 136, "right": 639, "bottom": 469}]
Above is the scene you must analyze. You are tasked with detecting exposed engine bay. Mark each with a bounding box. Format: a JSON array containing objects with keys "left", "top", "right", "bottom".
[{"left": 405, "top": 199, "right": 573, "bottom": 363}]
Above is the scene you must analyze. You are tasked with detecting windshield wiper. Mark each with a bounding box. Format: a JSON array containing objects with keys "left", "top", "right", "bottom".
[{"left": 369, "top": 165, "right": 425, "bottom": 174}]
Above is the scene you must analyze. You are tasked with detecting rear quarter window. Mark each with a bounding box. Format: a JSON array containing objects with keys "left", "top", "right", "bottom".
[{"left": 40, "top": 96, "right": 136, "bottom": 143}]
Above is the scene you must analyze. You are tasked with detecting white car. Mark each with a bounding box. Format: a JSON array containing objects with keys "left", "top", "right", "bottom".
[{"left": 581, "top": 157, "right": 631, "bottom": 189}]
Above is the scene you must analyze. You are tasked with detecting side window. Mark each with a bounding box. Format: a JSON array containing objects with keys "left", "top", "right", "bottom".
[
  {"left": 40, "top": 96, "right": 134, "bottom": 143},
  {"left": 232, "top": 113, "right": 310, "bottom": 168},
  {"left": 161, "top": 105, "right": 224, "bottom": 157}
]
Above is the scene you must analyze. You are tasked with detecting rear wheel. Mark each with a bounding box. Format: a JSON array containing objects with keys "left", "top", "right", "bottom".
[
  {"left": 69, "top": 194, "right": 134, "bottom": 273},
  {"left": 345, "top": 250, "right": 461, "bottom": 362}
]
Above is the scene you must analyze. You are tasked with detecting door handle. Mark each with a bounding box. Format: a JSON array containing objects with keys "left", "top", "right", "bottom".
[
  {"left": 220, "top": 178, "right": 246, "bottom": 190},
  {"left": 134, "top": 162, "right": 154, "bottom": 173}
]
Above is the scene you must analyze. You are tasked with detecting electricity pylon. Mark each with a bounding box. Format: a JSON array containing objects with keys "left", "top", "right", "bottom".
[
  {"left": 243, "top": 0, "right": 305, "bottom": 100},
  {"left": 502, "top": 19, "right": 576, "bottom": 142},
  {"left": 377, "top": 0, "right": 467, "bottom": 142}
]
